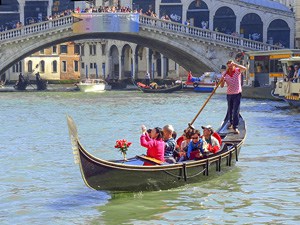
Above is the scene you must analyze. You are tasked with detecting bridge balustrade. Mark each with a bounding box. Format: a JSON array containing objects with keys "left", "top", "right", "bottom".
[
  {"left": 0, "top": 13, "right": 282, "bottom": 52},
  {"left": 0, "top": 16, "right": 73, "bottom": 41},
  {"left": 139, "top": 15, "right": 281, "bottom": 51}
]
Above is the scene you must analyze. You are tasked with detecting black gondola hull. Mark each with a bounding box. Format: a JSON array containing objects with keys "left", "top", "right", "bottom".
[
  {"left": 67, "top": 115, "right": 245, "bottom": 192},
  {"left": 78, "top": 144, "right": 240, "bottom": 192},
  {"left": 138, "top": 84, "right": 183, "bottom": 93}
]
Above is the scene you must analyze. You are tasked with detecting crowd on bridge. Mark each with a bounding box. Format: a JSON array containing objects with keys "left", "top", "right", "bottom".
[{"left": 0, "top": 5, "right": 159, "bottom": 32}]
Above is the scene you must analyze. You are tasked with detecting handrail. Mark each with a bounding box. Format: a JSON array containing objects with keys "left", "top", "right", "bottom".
[
  {"left": 0, "top": 15, "right": 74, "bottom": 42},
  {"left": 0, "top": 13, "right": 283, "bottom": 51}
]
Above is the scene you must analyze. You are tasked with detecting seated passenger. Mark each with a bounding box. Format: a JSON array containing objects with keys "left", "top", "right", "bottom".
[
  {"left": 177, "top": 129, "right": 192, "bottom": 162},
  {"left": 187, "top": 71, "right": 202, "bottom": 83},
  {"left": 187, "top": 130, "right": 204, "bottom": 160},
  {"left": 140, "top": 125, "right": 165, "bottom": 162},
  {"left": 149, "top": 82, "right": 158, "bottom": 89},
  {"left": 176, "top": 130, "right": 185, "bottom": 148},
  {"left": 163, "top": 125, "right": 176, "bottom": 163},
  {"left": 201, "top": 125, "right": 220, "bottom": 154}
]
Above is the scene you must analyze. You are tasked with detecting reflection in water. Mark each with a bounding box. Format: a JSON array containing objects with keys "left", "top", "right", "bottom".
[{"left": 93, "top": 168, "right": 243, "bottom": 225}]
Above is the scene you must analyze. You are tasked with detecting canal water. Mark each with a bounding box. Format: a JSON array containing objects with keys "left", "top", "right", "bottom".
[{"left": 0, "top": 91, "right": 299, "bottom": 225}]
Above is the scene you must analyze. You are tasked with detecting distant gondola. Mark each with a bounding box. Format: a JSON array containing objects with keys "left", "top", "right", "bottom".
[
  {"left": 35, "top": 72, "right": 48, "bottom": 91},
  {"left": 67, "top": 115, "right": 246, "bottom": 192},
  {"left": 136, "top": 82, "right": 183, "bottom": 93},
  {"left": 14, "top": 73, "right": 28, "bottom": 91},
  {"left": 106, "top": 79, "right": 127, "bottom": 89}
]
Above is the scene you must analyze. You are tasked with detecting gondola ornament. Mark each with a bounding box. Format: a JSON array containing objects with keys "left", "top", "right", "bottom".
[{"left": 67, "top": 116, "right": 80, "bottom": 164}]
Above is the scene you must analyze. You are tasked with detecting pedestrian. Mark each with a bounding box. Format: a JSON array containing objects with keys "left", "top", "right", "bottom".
[{"left": 220, "top": 60, "right": 247, "bottom": 134}]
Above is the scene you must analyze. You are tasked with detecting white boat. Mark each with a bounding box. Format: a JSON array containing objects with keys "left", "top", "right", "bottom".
[{"left": 76, "top": 79, "right": 106, "bottom": 93}]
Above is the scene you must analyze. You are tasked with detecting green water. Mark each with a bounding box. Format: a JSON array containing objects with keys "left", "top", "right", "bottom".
[{"left": 0, "top": 91, "right": 299, "bottom": 224}]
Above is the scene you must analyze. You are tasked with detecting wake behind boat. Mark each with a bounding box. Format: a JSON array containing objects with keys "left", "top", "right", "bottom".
[{"left": 67, "top": 115, "right": 246, "bottom": 192}]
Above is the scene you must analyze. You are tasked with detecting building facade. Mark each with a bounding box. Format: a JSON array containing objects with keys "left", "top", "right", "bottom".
[
  {"left": 6, "top": 42, "right": 80, "bottom": 81},
  {"left": 76, "top": 40, "right": 180, "bottom": 80}
]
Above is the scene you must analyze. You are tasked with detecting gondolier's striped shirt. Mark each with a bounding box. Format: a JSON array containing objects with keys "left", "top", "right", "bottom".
[{"left": 223, "top": 68, "right": 242, "bottom": 95}]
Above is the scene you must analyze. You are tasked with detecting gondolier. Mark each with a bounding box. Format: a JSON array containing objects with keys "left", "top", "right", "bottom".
[{"left": 220, "top": 60, "right": 247, "bottom": 134}]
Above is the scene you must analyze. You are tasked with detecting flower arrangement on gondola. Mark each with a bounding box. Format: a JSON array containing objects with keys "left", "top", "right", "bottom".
[{"left": 115, "top": 139, "right": 132, "bottom": 161}]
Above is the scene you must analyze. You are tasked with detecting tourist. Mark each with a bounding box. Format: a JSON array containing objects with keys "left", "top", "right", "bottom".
[
  {"left": 177, "top": 129, "right": 193, "bottom": 162},
  {"left": 286, "top": 65, "right": 295, "bottom": 81},
  {"left": 220, "top": 60, "right": 247, "bottom": 134},
  {"left": 292, "top": 65, "right": 300, "bottom": 82},
  {"left": 140, "top": 125, "right": 165, "bottom": 162},
  {"left": 163, "top": 125, "right": 176, "bottom": 163},
  {"left": 201, "top": 125, "right": 220, "bottom": 154},
  {"left": 187, "top": 130, "right": 204, "bottom": 160}
]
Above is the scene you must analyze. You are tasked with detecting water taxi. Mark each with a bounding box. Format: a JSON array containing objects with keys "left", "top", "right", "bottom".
[
  {"left": 272, "top": 56, "right": 300, "bottom": 108},
  {"left": 243, "top": 49, "right": 300, "bottom": 100}
]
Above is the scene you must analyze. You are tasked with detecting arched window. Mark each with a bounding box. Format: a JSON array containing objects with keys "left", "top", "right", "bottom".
[
  {"left": 240, "top": 13, "right": 263, "bottom": 42},
  {"left": 28, "top": 60, "right": 33, "bottom": 72},
  {"left": 133, "top": 0, "right": 155, "bottom": 12},
  {"left": 52, "top": 60, "right": 57, "bottom": 73},
  {"left": 40, "top": 60, "right": 45, "bottom": 73},
  {"left": 187, "top": 0, "right": 209, "bottom": 28},
  {"left": 213, "top": 6, "right": 236, "bottom": 34},
  {"left": 267, "top": 19, "right": 290, "bottom": 48}
]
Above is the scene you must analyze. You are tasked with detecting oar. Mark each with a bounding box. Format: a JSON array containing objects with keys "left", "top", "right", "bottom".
[{"left": 188, "top": 78, "right": 224, "bottom": 128}]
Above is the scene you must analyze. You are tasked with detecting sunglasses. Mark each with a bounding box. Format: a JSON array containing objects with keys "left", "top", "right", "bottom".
[{"left": 192, "top": 137, "right": 199, "bottom": 139}]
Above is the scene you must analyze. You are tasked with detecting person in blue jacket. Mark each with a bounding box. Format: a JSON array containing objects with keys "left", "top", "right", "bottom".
[{"left": 187, "top": 130, "right": 204, "bottom": 160}]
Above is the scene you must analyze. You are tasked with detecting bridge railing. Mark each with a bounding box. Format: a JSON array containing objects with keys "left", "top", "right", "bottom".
[
  {"left": 139, "top": 15, "right": 282, "bottom": 51},
  {"left": 0, "top": 16, "right": 73, "bottom": 42},
  {"left": 0, "top": 13, "right": 282, "bottom": 51}
]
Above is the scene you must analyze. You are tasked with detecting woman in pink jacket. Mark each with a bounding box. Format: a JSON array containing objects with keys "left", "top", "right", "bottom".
[{"left": 140, "top": 125, "right": 165, "bottom": 162}]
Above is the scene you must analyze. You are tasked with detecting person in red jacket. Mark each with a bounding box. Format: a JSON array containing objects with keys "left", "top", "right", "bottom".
[
  {"left": 201, "top": 125, "right": 220, "bottom": 154},
  {"left": 140, "top": 125, "right": 165, "bottom": 162}
]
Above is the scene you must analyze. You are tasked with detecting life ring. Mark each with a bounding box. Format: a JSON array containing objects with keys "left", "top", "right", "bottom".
[{"left": 193, "top": 82, "right": 199, "bottom": 88}]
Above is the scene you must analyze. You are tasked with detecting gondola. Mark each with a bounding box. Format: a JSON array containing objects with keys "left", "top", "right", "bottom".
[
  {"left": 36, "top": 79, "right": 48, "bottom": 91},
  {"left": 136, "top": 81, "right": 183, "bottom": 93},
  {"left": 14, "top": 77, "right": 29, "bottom": 90},
  {"left": 67, "top": 115, "right": 246, "bottom": 192},
  {"left": 35, "top": 72, "right": 47, "bottom": 91}
]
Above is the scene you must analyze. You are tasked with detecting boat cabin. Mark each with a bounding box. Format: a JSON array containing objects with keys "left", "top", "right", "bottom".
[
  {"left": 273, "top": 56, "right": 300, "bottom": 100},
  {"left": 280, "top": 56, "right": 300, "bottom": 77},
  {"left": 245, "top": 49, "right": 300, "bottom": 87}
]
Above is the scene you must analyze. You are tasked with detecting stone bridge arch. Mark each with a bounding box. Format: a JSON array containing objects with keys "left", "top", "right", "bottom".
[
  {"left": 0, "top": 14, "right": 282, "bottom": 76},
  {"left": 0, "top": 31, "right": 217, "bottom": 76}
]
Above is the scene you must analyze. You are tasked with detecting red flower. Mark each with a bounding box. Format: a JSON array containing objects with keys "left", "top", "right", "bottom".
[{"left": 114, "top": 139, "right": 132, "bottom": 154}]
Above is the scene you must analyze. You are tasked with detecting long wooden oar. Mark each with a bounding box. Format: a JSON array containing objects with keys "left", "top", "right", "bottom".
[{"left": 188, "top": 79, "right": 224, "bottom": 127}]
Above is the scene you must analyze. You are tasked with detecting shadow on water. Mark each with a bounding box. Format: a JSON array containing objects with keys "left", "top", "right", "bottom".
[
  {"left": 47, "top": 189, "right": 110, "bottom": 211},
  {"left": 88, "top": 167, "right": 243, "bottom": 225}
]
